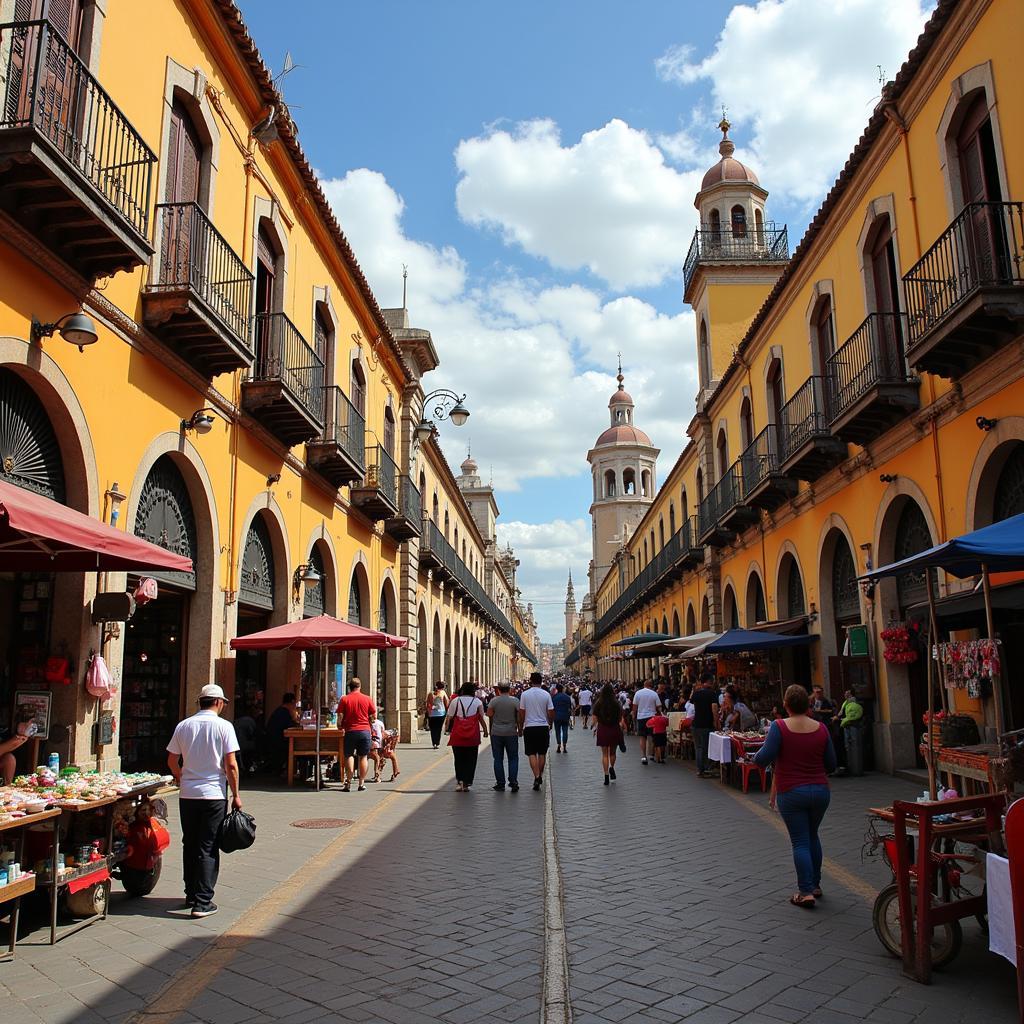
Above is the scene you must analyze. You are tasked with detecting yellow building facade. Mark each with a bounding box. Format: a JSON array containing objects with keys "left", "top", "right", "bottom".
[
  {"left": 590, "top": 0, "right": 1024, "bottom": 772},
  {"left": 0, "top": 0, "right": 533, "bottom": 770}
]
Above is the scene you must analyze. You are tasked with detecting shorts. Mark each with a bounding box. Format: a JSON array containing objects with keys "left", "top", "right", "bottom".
[
  {"left": 637, "top": 719, "right": 653, "bottom": 737},
  {"left": 523, "top": 726, "right": 550, "bottom": 756},
  {"left": 580, "top": 705, "right": 591, "bottom": 716},
  {"left": 652, "top": 734, "right": 668, "bottom": 749},
  {"left": 344, "top": 730, "right": 372, "bottom": 758}
]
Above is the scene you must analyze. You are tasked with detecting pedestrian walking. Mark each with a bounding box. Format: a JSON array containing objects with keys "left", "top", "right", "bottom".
[
  {"left": 445, "top": 681, "right": 488, "bottom": 792},
  {"left": 591, "top": 683, "right": 625, "bottom": 786},
  {"left": 487, "top": 681, "right": 521, "bottom": 791},
  {"left": 518, "top": 672, "right": 554, "bottom": 790},
  {"left": 337, "top": 677, "right": 376, "bottom": 792},
  {"left": 837, "top": 689, "right": 865, "bottom": 776},
  {"left": 647, "top": 709, "right": 670, "bottom": 763},
  {"left": 424, "top": 682, "right": 450, "bottom": 749},
  {"left": 552, "top": 683, "right": 573, "bottom": 753},
  {"left": 691, "top": 672, "right": 720, "bottom": 777},
  {"left": 632, "top": 678, "right": 663, "bottom": 765},
  {"left": 753, "top": 684, "right": 837, "bottom": 908},
  {"left": 577, "top": 684, "right": 593, "bottom": 729},
  {"left": 166, "top": 683, "right": 242, "bottom": 919}
]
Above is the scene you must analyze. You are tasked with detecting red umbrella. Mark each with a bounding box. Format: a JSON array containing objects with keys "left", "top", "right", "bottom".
[
  {"left": 0, "top": 479, "right": 193, "bottom": 572},
  {"left": 229, "top": 614, "right": 407, "bottom": 652},
  {"left": 230, "top": 615, "right": 407, "bottom": 791}
]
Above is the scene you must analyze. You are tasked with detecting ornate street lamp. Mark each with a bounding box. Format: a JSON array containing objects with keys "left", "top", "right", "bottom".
[{"left": 412, "top": 388, "right": 470, "bottom": 465}]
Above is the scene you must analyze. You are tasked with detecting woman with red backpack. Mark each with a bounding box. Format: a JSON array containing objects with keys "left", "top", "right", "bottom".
[{"left": 444, "top": 681, "right": 489, "bottom": 792}]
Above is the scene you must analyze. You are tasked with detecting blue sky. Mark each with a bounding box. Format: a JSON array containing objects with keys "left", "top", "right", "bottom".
[{"left": 238, "top": 0, "right": 933, "bottom": 641}]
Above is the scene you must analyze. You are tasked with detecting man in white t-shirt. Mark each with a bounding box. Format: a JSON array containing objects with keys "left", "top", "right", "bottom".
[
  {"left": 577, "top": 686, "right": 593, "bottom": 729},
  {"left": 632, "top": 679, "right": 664, "bottom": 766},
  {"left": 518, "top": 672, "right": 554, "bottom": 791},
  {"left": 167, "top": 684, "right": 241, "bottom": 919}
]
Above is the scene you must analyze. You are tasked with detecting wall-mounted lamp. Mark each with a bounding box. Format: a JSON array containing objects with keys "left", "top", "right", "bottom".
[
  {"left": 808, "top": 602, "right": 819, "bottom": 625},
  {"left": 292, "top": 562, "right": 321, "bottom": 600},
  {"left": 859, "top": 542, "right": 875, "bottom": 600},
  {"left": 976, "top": 415, "right": 998, "bottom": 432},
  {"left": 104, "top": 482, "right": 127, "bottom": 526},
  {"left": 879, "top": 473, "right": 897, "bottom": 483},
  {"left": 31, "top": 311, "right": 98, "bottom": 352},
  {"left": 181, "top": 408, "right": 216, "bottom": 435},
  {"left": 266, "top": 473, "right": 282, "bottom": 486}
]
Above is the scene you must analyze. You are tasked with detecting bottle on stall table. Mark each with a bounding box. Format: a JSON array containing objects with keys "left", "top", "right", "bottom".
[{"left": 48, "top": 752, "right": 60, "bottom": 774}]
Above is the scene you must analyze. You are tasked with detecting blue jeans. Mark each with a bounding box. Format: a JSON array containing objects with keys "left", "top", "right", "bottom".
[
  {"left": 554, "top": 721, "right": 569, "bottom": 746},
  {"left": 692, "top": 728, "right": 711, "bottom": 773},
  {"left": 491, "top": 734, "right": 519, "bottom": 786},
  {"left": 776, "top": 784, "right": 831, "bottom": 895}
]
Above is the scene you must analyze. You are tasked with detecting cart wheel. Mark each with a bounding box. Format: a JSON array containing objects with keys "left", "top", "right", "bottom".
[
  {"left": 65, "top": 879, "right": 111, "bottom": 919},
  {"left": 120, "top": 857, "right": 162, "bottom": 898},
  {"left": 872, "top": 882, "right": 963, "bottom": 968}
]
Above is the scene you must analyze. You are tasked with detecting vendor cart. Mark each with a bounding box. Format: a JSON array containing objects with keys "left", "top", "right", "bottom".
[{"left": 0, "top": 808, "right": 60, "bottom": 960}]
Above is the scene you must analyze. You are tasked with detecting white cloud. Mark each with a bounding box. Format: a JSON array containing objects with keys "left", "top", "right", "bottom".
[
  {"left": 657, "top": 0, "right": 933, "bottom": 206},
  {"left": 455, "top": 119, "right": 703, "bottom": 291}
]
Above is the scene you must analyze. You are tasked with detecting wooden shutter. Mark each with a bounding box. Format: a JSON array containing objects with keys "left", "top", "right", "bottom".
[
  {"left": 957, "top": 95, "right": 1003, "bottom": 283},
  {"left": 43, "top": 0, "right": 81, "bottom": 49},
  {"left": 256, "top": 229, "right": 276, "bottom": 274},
  {"left": 165, "top": 100, "right": 200, "bottom": 204}
]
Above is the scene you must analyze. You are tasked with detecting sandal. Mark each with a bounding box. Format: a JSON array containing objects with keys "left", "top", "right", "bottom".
[
  {"left": 388, "top": 773, "right": 400, "bottom": 782},
  {"left": 790, "top": 894, "right": 816, "bottom": 909},
  {"left": 812, "top": 888, "right": 823, "bottom": 899}
]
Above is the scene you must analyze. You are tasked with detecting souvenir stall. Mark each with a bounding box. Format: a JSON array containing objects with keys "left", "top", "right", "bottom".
[
  {"left": 860, "top": 512, "right": 1024, "bottom": 1004},
  {"left": 231, "top": 615, "right": 408, "bottom": 791}
]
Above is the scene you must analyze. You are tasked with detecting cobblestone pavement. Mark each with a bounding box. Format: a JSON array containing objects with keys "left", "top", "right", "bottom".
[{"left": 0, "top": 734, "right": 1017, "bottom": 1023}]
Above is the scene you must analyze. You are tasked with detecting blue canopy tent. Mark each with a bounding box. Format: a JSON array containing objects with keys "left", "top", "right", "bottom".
[
  {"left": 704, "top": 628, "right": 815, "bottom": 653},
  {"left": 611, "top": 633, "right": 673, "bottom": 647},
  {"left": 859, "top": 511, "right": 1024, "bottom": 775}
]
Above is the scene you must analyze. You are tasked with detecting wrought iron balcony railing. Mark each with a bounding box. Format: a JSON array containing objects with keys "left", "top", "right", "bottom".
[
  {"left": 321, "top": 386, "right": 365, "bottom": 469},
  {"left": 780, "top": 376, "right": 831, "bottom": 464},
  {"left": 396, "top": 474, "right": 421, "bottom": 522},
  {"left": 825, "top": 312, "right": 912, "bottom": 423},
  {"left": 904, "top": 201, "right": 1024, "bottom": 345},
  {"left": 0, "top": 20, "right": 154, "bottom": 235},
  {"left": 151, "top": 202, "right": 252, "bottom": 345},
  {"left": 250, "top": 312, "right": 325, "bottom": 424},
  {"left": 740, "top": 425, "right": 781, "bottom": 494},
  {"left": 365, "top": 445, "right": 398, "bottom": 508},
  {"left": 683, "top": 222, "right": 788, "bottom": 293}
]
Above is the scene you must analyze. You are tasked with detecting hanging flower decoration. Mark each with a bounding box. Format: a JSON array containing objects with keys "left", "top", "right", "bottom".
[{"left": 881, "top": 624, "right": 918, "bottom": 665}]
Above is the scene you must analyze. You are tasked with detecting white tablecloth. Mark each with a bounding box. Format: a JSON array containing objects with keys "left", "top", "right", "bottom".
[
  {"left": 708, "top": 732, "right": 733, "bottom": 764},
  {"left": 987, "top": 852, "right": 1017, "bottom": 966}
]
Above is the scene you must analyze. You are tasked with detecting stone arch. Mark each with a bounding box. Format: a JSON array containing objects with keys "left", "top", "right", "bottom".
[
  {"left": 444, "top": 619, "right": 453, "bottom": 683},
  {"left": 432, "top": 610, "right": 442, "bottom": 686},
  {"left": 744, "top": 563, "right": 767, "bottom": 626},
  {"left": 377, "top": 576, "right": 399, "bottom": 725},
  {"left": 303, "top": 525, "right": 338, "bottom": 617},
  {"left": 722, "top": 580, "right": 739, "bottom": 630},
  {"left": 685, "top": 602, "right": 696, "bottom": 636},
  {"left": 700, "top": 594, "right": 710, "bottom": 632},
  {"left": 816, "top": 514, "right": 862, "bottom": 667},
  {"left": 775, "top": 543, "right": 807, "bottom": 619},
  {"left": 124, "top": 433, "right": 221, "bottom": 709},
  {"left": 671, "top": 608, "right": 681, "bottom": 636},
  {"left": 966, "top": 416, "right": 1024, "bottom": 530},
  {"left": 936, "top": 62, "right": 1010, "bottom": 218}
]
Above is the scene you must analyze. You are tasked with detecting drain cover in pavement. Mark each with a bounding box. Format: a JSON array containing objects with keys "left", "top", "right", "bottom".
[{"left": 290, "top": 818, "right": 354, "bottom": 829}]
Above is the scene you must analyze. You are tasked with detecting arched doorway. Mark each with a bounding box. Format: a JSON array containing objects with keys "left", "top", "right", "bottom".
[
  {"left": 417, "top": 605, "right": 429, "bottom": 711},
  {"left": 722, "top": 584, "right": 739, "bottom": 630},
  {"left": 686, "top": 604, "right": 696, "bottom": 636},
  {"left": 700, "top": 595, "right": 710, "bottom": 632},
  {"left": 346, "top": 565, "right": 370, "bottom": 688},
  {"left": 377, "top": 580, "right": 398, "bottom": 726},
  {"left": 746, "top": 572, "right": 767, "bottom": 626},
  {"left": 123, "top": 455, "right": 198, "bottom": 769},
  {"left": 432, "top": 613, "right": 442, "bottom": 687},
  {"left": 444, "top": 620, "right": 452, "bottom": 684},
  {"left": 777, "top": 552, "right": 811, "bottom": 688},
  {"left": 234, "top": 512, "right": 278, "bottom": 724}
]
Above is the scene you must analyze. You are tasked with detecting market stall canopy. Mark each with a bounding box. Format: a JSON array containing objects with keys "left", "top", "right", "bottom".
[
  {"left": 631, "top": 631, "right": 719, "bottom": 656},
  {"left": 907, "top": 580, "right": 1024, "bottom": 631},
  {"left": 860, "top": 512, "right": 1024, "bottom": 581},
  {"left": 682, "top": 628, "right": 816, "bottom": 658},
  {"left": 230, "top": 614, "right": 408, "bottom": 651},
  {"left": 611, "top": 632, "right": 673, "bottom": 647},
  {"left": 661, "top": 631, "right": 721, "bottom": 651},
  {"left": 0, "top": 479, "right": 193, "bottom": 573}
]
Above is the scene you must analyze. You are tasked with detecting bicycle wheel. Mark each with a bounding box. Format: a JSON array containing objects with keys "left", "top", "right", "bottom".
[{"left": 872, "top": 883, "right": 963, "bottom": 968}]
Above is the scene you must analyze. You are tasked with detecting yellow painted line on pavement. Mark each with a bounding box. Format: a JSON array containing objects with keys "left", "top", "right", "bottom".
[
  {"left": 125, "top": 752, "right": 450, "bottom": 1024},
  {"left": 703, "top": 768, "right": 878, "bottom": 902}
]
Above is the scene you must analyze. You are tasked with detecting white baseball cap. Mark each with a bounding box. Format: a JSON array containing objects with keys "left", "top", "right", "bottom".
[{"left": 198, "top": 683, "right": 229, "bottom": 702}]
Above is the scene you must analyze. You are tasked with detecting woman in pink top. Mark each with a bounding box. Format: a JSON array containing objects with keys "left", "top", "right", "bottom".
[{"left": 754, "top": 685, "right": 837, "bottom": 908}]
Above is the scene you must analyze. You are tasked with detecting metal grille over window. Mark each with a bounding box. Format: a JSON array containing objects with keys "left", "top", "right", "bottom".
[
  {"left": 134, "top": 455, "right": 197, "bottom": 590},
  {"left": 239, "top": 516, "right": 274, "bottom": 609}
]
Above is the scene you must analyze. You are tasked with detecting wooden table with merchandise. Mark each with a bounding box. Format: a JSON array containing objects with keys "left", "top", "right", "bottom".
[
  {"left": 285, "top": 728, "right": 345, "bottom": 787},
  {"left": 0, "top": 807, "right": 60, "bottom": 960}
]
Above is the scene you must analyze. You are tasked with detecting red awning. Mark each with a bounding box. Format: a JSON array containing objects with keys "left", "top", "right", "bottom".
[
  {"left": 230, "top": 614, "right": 408, "bottom": 651},
  {"left": 0, "top": 479, "right": 193, "bottom": 573}
]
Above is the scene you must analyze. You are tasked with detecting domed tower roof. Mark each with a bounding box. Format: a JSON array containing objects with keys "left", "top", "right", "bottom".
[
  {"left": 461, "top": 452, "right": 479, "bottom": 476},
  {"left": 697, "top": 117, "right": 762, "bottom": 197},
  {"left": 593, "top": 359, "right": 653, "bottom": 448}
]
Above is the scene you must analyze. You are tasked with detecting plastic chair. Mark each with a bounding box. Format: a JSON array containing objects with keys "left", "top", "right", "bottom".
[{"left": 731, "top": 736, "right": 769, "bottom": 793}]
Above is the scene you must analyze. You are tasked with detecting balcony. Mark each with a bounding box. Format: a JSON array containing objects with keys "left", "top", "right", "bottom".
[
  {"left": 903, "top": 201, "right": 1024, "bottom": 378},
  {"left": 717, "top": 460, "right": 760, "bottom": 533},
  {"left": 241, "top": 313, "right": 324, "bottom": 446},
  {"left": 779, "top": 377, "right": 846, "bottom": 482},
  {"left": 826, "top": 313, "right": 919, "bottom": 446},
  {"left": 419, "top": 521, "right": 452, "bottom": 579},
  {"left": 697, "top": 481, "right": 734, "bottom": 548},
  {"left": 306, "top": 386, "right": 365, "bottom": 487},
  {"left": 351, "top": 445, "right": 398, "bottom": 522},
  {"left": 683, "top": 222, "right": 789, "bottom": 296},
  {"left": 384, "top": 475, "right": 422, "bottom": 542},
  {"left": 741, "top": 425, "right": 797, "bottom": 511},
  {"left": 678, "top": 516, "right": 704, "bottom": 571},
  {"left": 142, "top": 203, "right": 253, "bottom": 376},
  {"left": 0, "top": 21, "right": 154, "bottom": 278}
]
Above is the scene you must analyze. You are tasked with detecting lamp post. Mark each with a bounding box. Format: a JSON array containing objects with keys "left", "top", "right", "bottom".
[{"left": 411, "top": 388, "right": 470, "bottom": 467}]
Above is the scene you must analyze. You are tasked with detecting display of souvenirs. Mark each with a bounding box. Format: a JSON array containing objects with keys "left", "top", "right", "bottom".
[
  {"left": 939, "top": 639, "right": 1002, "bottom": 698},
  {"left": 881, "top": 624, "right": 919, "bottom": 665},
  {"left": 1, "top": 766, "right": 168, "bottom": 817}
]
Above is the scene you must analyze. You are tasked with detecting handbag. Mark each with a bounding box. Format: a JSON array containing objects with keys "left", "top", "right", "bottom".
[
  {"left": 447, "top": 697, "right": 481, "bottom": 747},
  {"left": 218, "top": 808, "right": 256, "bottom": 853}
]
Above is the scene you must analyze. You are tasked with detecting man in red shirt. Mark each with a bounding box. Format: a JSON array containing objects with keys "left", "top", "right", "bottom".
[{"left": 337, "top": 677, "right": 377, "bottom": 792}]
